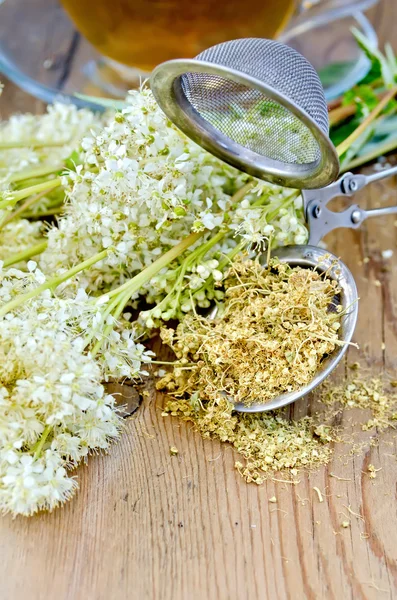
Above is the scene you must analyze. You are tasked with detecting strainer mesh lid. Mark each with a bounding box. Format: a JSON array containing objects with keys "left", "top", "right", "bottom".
[{"left": 180, "top": 38, "right": 329, "bottom": 166}]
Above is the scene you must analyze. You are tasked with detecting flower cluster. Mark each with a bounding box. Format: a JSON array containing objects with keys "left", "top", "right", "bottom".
[
  {"left": 0, "top": 262, "right": 152, "bottom": 515},
  {"left": 40, "top": 89, "right": 245, "bottom": 283},
  {"left": 0, "top": 217, "right": 43, "bottom": 262},
  {"left": 0, "top": 102, "right": 104, "bottom": 179},
  {"left": 0, "top": 87, "right": 309, "bottom": 516},
  {"left": 229, "top": 184, "right": 307, "bottom": 249},
  {"left": 38, "top": 89, "right": 307, "bottom": 317}
]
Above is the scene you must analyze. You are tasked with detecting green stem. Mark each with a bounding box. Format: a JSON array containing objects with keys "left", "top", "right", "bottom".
[
  {"left": 266, "top": 190, "right": 300, "bottom": 222},
  {"left": 0, "top": 179, "right": 62, "bottom": 210},
  {"left": 102, "top": 231, "right": 204, "bottom": 301},
  {"left": 32, "top": 425, "right": 52, "bottom": 460},
  {"left": 336, "top": 86, "right": 397, "bottom": 157},
  {"left": 0, "top": 189, "right": 53, "bottom": 230},
  {"left": 341, "top": 136, "right": 397, "bottom": 172},
  {"left": 90, "top": 231, "right": 205, "bottom": 356},
  {"left": 83, "top": 292, "right": 122, "bottom": 349},
  {"left": 229, "top": 181, "right": 255, "bottom": 205},
  {"left": 8, "top": 164, "right": 64, "bottom": 183},
  {"left": 0, "top": 140, "right": 70, "bottom": 149},
  {"left": 22, "top": 206, "right": 64, "bottom": 219},
  {"left": 0, "top": 249, "right": 108, "bottom": 317},
  {"left": 91, "top": 290, "right": 130, "bottom": 357},
  {"left": 2, "top": 241, "right": 48, "bottom": 268},
  {"left": 190, "top": 238, "right": 247, "bottom": 302},
  {"left": 139, "top": 229, "right": 227, "bottom": 319},
  {"left": 217, "top": 239, "right": 247, "bottom": 271},
  {"left": 131, "top": 184, "right": 259, "bottom": 316}
]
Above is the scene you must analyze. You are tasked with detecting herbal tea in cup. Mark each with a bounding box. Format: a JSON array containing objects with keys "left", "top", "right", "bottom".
[{"left": 61, "top": 0, "right": 295, "bottom": 73}]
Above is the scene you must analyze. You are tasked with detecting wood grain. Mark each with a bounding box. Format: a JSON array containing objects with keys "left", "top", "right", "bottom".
[{"left": 1, "top": 1, "right": 397, "bottom": 599}]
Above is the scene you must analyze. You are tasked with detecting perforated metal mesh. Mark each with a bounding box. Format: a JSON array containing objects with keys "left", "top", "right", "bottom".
[{"left": 180, "top": 38, "right": 329, "bottom": 166}]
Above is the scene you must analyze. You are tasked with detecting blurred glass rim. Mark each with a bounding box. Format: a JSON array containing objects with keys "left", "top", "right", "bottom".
[
  {"left": 282, "top": 0, "right": 379, "bottom": 35},
  {"left": 0, "top": 0, "right": 380, "bottom": 109},
  {"left": 0, "top": 50, "right": 103, "bottom": 111},
  {"left": 280, "top": 10, "right": 379, "bottom": 101}
]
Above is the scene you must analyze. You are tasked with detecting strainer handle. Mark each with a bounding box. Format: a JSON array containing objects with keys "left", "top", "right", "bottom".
[{"left": 304, "top": 167, "right": 397, "bottom": 244}]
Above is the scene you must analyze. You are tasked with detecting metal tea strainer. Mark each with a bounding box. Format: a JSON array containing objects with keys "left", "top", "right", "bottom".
[
  {"left": 213, "top": 163, "right": 397, "bottom": 413},
  {"left": 150, "top": 38, "right": 340, "bottom": 189},
  {"left": 151, "top": 39, "right": 397, "bottom": 413}
]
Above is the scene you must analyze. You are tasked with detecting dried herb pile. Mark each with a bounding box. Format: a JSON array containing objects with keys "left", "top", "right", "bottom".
[
  {"left": 321, "top": 376, "right": 397, "bottom": 432},
  {"left": 160, "top": 257, "right": 343, "bottom": 407},
  {"left": 158, "top": 258, "right": 397, "bottom": 484},
  {"left": 160, "top": 374, "right": 397, "bottom": 484}
]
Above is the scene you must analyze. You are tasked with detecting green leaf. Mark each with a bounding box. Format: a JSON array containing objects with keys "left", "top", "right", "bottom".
[
  {"left": 330, "top": 117, "right": 361, "bottom": 148},
  {"left": 64, "top": 150, "right": 83, "bottom": 170},
  {"left": 342, "top": 84, "right": 378, "bottom": 119},
  {"left": 352, "top": 28, "right": 394, "bottom": 87}
]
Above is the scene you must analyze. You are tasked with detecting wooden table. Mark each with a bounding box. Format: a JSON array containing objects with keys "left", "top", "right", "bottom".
[{"left": 1, "top": 2, "right": 397, "bottom": 599}]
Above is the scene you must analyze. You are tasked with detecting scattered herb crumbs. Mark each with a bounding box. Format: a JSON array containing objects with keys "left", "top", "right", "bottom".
[
  {"left": 313, "top": 487, "right": 324, "bottom": 503},
  {"left": 343, "top": 504, "right": 365, "bottom": 522},
  {"left": 157, "top": 258, "right": 397, "bottom": 485},
  {"left": 320, "top": 377, "right": 397, "bottom": 432},
  {"left": 341, "top": 520, "right": 350, "bottom": 528},
  {"left": 367, "top": 464, "right": 381, "bottom": 479},
  {"left": 158, "top": 363, "right": 397, "bottom": 484},
  {"left": 329, "top": 473, "right": 352, "bottom": 482}
]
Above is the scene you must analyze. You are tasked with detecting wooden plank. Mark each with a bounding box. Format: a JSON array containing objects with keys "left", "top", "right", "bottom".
[{"left": 1, "top": 1, "right": 397, "bottom": 599}]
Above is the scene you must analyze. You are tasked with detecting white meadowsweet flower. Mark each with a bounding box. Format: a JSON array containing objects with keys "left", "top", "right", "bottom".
[
  {"left": 0, "top": 103, "right": 105, "bottom": 179},
  {"left": 0, "top": 86, "right": 310, "bottom": 516},
  {"left": 0, "top": 219, "right": 43, "bottom": 265},
  {"left": 0, "top": 266, "right": 157, "bottom": 515},
  {"left": 39, "top": 88, "right": 250, "bottom": 297}
]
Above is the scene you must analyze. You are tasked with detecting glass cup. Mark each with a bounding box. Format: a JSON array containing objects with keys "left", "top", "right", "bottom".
[
  {"left": 0, "top": 0, "right": 380, "bottom": 106},
  {"left": 59, "top": 0, "right": 296, "bottom": 86}
]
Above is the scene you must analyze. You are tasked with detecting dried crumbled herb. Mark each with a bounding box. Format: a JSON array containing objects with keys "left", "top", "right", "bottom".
[
  {"left": 160, "top": 257, "right": 342, "bottom": 407},
  {"left": 320, "top": 377, "right": 397, "bottom": 432},
  {"left": 157, "top": 258, "right": 397, "bottom": 485}
]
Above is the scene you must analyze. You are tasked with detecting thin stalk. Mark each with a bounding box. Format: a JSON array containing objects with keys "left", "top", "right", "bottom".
[
  {"left": 102, "top": 231, "right": 204, "bottom": 301},
  {"left": 32, "top": 425, "right": 52, "bottom": 460},
  {"left": 0, "top": 188, "right": 57, "bottom": 230},
  {"left": 8, "top": 164, "right": 64, "bottom": 183},
  {"left": 185, "top": 239, "right": 247, "bottom": 306},
  {"left": 90, "top": 231, "right": 205, "bottom": 356},
  {"left": 329, "top": 103, "right": 357, "bottom": 127},
  {"left": 266, "top": 190, "right": 300, "bottom": 222},
  {"left": 2, "top": 241, "right": 48, "bottom": 268},
  {"left": 0, "top": 139, "right": 70, "bottom": 149},
  {"left": 0, "top": 179, "right": 62, "bottom": 210},
  {"left": 336, "top": 86, "right": 397, "bottom": 157},
  {"left": 217, "top": 239, "right": 246, "bottom": 271},
  {"left": 341, "top": 136, "right": 397, "bottom": 171},
  {"left": 91, "top": 290, "right": 130, "bottom": 357},
  {"left": 328, "top": 87, "right": 389, "bottom": 126},
  {"left": 150, "top": 188, "right": 296, "bottom": 312},
  {"left": 101, "top": 183, "right": 256, "bottom": 313},
  {"left": 83, "top": 292, "right": 123, "bottom": 350},
  {"left": 139, "top": 229, "right": 229, "bottom": 320},
  {"left": 229, "top": 181, "right": 255, "bottom": 205},
  {"left": 0, "top": 249, "right": 108, "bottom": 317},
  {"left": 22, "top": 206, "right": 64, "bottom": 219}
]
